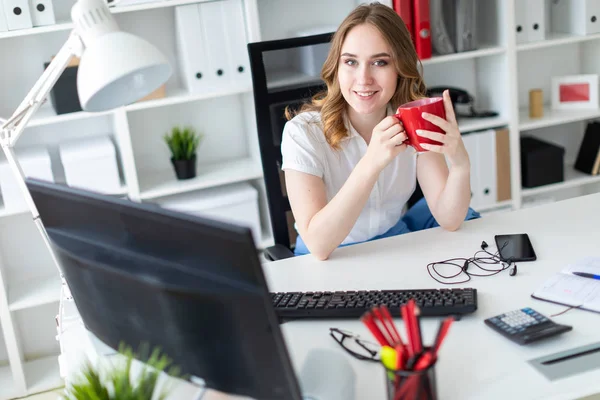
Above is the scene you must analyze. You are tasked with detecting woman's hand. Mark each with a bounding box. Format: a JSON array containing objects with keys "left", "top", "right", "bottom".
[
  {"left": 416, "top": 90, "right": 470, "bottom": 170},
  {"left": 364, "top": 116, "right": 408, "bottom": 173}
]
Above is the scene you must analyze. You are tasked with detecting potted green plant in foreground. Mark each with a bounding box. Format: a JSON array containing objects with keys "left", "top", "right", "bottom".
[
  {"left": 164, "top": 126, "right": 203, "bottom": 180},
  {"left": 62, "top": 344, "right": 182, "bottom": 400}
]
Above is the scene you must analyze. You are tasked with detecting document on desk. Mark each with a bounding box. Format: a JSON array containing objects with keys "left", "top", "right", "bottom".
[{"left": 532, "top": 257, "right": 600, "bottom": 313}]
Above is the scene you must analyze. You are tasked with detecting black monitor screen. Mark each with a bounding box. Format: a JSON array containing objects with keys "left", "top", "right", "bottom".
[{"left": 26, "top": 178, "right": 302, "bottom": 400}]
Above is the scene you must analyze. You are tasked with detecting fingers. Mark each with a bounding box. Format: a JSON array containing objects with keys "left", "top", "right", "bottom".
[
  {"left": 416, "top": 129, "right": 445, "bottom": 144},
  {"left": 382, "top": 122, "right": 405, "bottom": 140},
  {"left": 421, "top": 112, "right": 452, "bottom": 132},
  {"left": 377, "top": 115, "right": 402, "bottom": 132},
  {"left": 390, "top": 132, "right": 408, "bottom": 146},
  {"left": 443, "top": 90, "right": 458, "bottom": 125},
  {"left": 419, "top": 143, "right": 444, "bottom": 153}
]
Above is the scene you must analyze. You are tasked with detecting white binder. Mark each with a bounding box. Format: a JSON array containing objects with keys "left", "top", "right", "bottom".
[
  {"left": 198, "top": 1, "right": 229, "bottom": 89},
  {"left": 28, "top": 0, "right": 55, "bottom": 26},
  {"left": 525, "top": 0, "right": 545, "bottom": 42},
  {"left": 551, "top": 0, "right": 600, "bottom": 36},
  {"left": 476, "top": 129, "right": 497, "bottom": 208},
  {"left": 221, "top": 0, "right": 250, "bottom": 85},
  {"left": 515, "top": 0, "right": 527, "bottom": 44},
  {"left": 174, "top": 4, "right": 211, "bottom": 93},
  {"left": 3, "top": 0, "right": 33, "bottom": 30},
  {"left": 461, "top": 133, "right": 480, "bottom": 209},
  {"left": 0, "top": 3, "right": 8, "bottom": 32}
]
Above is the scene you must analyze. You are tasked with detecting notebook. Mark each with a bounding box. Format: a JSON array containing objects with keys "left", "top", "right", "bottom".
[{"left": 531, "top": 257, "right": 600, "bottom": 313}]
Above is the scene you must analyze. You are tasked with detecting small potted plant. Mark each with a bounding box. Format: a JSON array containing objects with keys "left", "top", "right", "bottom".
[
  {"left": 62, "top": 344, "right": 182, "bottom": 400},
  {"left": 164, "top": 126, "right": 203, "bottom": 180}
]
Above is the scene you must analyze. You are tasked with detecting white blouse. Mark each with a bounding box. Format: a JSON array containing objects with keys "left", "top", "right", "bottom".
[{"left": 281, "top": 108, "right": 418, "bottom": 245}]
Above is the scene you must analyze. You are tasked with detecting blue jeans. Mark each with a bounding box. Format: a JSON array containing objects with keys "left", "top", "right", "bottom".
[{"left": 293, "top": 197, "right": 481, "bottom": 256}]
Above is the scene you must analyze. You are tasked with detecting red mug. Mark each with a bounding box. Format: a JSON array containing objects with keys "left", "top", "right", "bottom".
[{"left": 394, "top": 97, "right": 446, "bottom": 152}]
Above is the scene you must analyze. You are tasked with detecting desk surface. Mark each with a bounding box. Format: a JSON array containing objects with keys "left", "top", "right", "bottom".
[{"left": 264, "top": 192, "right": 600, "bottom": 400}]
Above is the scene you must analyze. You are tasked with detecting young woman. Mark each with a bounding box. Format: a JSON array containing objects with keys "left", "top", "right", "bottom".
[{"left": 281, "top": 3, "right": 479, "bottom": 260}]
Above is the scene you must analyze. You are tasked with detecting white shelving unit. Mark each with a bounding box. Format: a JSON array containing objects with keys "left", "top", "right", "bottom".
[{"left": 0, "top": 0, "right": 599, "bottom": 398}]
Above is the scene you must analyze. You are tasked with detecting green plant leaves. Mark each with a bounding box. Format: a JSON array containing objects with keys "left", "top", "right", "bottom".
[
  {"left": 62, "top": 343, "right": 183, "bottom": 400},
  {"left": 163, "top": 126, "right": 203, "bottom": 161}
]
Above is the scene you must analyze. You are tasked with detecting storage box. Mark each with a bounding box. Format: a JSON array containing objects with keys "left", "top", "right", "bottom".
[
  {"left": 0, "top": 146, "right": 53, "bottom": 211},
  {"left": 520, "top": 137, "right": 565, "bottom": 188},
  {"left": 59, "top": 136, "right": 121, "bottom": 194},
  {"left": 157, "top": 183, "right": 261, "bottom": 245}
]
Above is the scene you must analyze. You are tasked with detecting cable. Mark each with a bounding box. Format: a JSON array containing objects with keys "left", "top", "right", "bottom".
[{"left": 427, "top": 241, "right": 515, "bottom": 285}]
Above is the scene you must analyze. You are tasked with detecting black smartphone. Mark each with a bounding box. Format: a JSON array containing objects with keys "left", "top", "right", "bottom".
[{"left": 494, "top": 233, "right": 537, "bottom": 262}]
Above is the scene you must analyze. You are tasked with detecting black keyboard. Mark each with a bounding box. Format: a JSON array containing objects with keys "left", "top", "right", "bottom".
[{"left": 270, "top": 288, "right": 477, "bottom": 319}]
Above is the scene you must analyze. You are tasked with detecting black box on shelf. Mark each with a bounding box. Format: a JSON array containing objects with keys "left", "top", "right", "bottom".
[
  {"left": 520, "top": 136, "right": 565, "bottom": 188},
  {"left": 43, "top": 62, "right": 82, "bottom": 115}
]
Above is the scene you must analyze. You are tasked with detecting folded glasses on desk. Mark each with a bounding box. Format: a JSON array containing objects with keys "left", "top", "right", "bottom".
[{"left": 329, "top": 327, "right": 380, "bottom": 362}]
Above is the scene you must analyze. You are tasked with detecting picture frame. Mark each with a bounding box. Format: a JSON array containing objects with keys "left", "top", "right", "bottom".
[{"left": 551, "top": 74, "right": 599, "bottom": 110}]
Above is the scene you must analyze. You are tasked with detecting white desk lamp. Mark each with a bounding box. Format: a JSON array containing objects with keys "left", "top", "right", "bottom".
[{"left": 0, "top": 0, "right": 172, "bottom": 278}]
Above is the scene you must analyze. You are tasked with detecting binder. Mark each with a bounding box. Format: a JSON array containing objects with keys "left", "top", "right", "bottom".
[
  {"left": 28, "top": 0, "right": 55, "bottom": 27},
  {"left": 574, "top": 122, "right": 600, "bottom": 175},
  {"left": 0, "top": 3, "right": 8, "bottom": 32},
  {"left": 514, "top": 0, "right": 527, "bottom": 44},
  {"left": 552, "top": 0, "right": 600, "bottom": 36},
  {"left": 430, "top": 0, "right": 454, "bottom": 55},
  {"left": 221, "top": 0, "right": 250, "bottom": 85},
  {"left": 476, "top": 129, "right": 497, "bottom": 208},
  {"left": 393, "top": 0, "right": 413, "bottom": 42},
  {"left": 461, "top": 133, "right": 480, "bottom": 208},
  {"left": 455, "top": 0, "right": 477, "bottom": 52},
  {"left": 525, "top": 0, "right": 545, "bottom": 42},
  {"left": 198, "top": 1, "right": 229, "bottom": 88},
  {"left": 413, "top": 0, "right": 431, "bottom": 59},
  {"left": 174, "top": 4, "right": 211, "bottom": 93},
  {"left": 3, "top": 0, "right": 33, "bottom": 30},
  {"left": 495, "top": 128, "right": 511, "bottom": 202}
]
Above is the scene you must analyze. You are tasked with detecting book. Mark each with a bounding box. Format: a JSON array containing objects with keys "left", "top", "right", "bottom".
[
  {"left": 574, "top": 122, "right": 600, "bottom": 175},
  {"left": 532, "top": 257, "right": 600, "bottom": 313}
]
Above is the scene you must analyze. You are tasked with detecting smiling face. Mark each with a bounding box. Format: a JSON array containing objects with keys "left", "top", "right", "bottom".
[{"left": 338, "top": 23, "right": 398, "bottom": 117}]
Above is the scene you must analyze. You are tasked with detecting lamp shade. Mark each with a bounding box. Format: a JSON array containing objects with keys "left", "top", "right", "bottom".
[{"left": 77, "top": 31, "right": 171, "bottom": 112}]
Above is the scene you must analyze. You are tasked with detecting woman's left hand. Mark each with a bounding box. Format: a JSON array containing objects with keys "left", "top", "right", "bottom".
[{"left": 416, "top": 90, "right": 470, "bottom": 169}]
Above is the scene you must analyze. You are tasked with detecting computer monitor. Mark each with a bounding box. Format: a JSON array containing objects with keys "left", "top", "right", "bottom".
[{"left": 25, "top": 178, "right": 302, "bottom": 400}]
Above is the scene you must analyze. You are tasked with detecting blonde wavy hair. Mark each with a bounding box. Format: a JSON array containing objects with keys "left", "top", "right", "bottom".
[{"left": 286, "top": 2, "right": 427, "bottom": 149}]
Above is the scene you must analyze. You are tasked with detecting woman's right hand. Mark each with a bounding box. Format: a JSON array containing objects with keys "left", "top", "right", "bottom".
[{"left": 364, "top": 116, "right": 408, "bottom": 173}]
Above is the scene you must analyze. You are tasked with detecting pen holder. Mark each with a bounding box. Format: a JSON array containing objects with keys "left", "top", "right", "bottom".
[{"left": 385, "top": 359, "right": 437, "bottom": 400}]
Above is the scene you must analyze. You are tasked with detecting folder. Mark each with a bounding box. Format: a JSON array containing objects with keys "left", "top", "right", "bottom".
[
  {"left": 393, "top": 0, "right": 413, "bottom": 42},
  {"left": 174, "top": 4, "right": 212, "bottom": 93},
  {"left": 495, "top": 128, "right": 511, "bottom": 202},
  {"left": 455, "top": 0, "right": 477, "bottom": 52},
  {"left": 221, "top": 0, "right": 250, "bottom": 86},
  {"left": 552, "top": 0, "right": 600, "bottom": 36},
  {"left": 28, "top": 0, "right": 55, "bottom": 27},
  {"left": 430, "top": 0, "right": 454, "bottom": 55},
  {"left": 0, "top": 3, "right": 8, "bottom": 32},
  {"left": 476, "top": 129, "right": 497, "bottom": 208},
  {"left": 461, "top": 133, "right": 480, "bottom": 208},
  {"left": 515, "top": 0, "right": 527, "bottom": 44},
  {"left": 198, "top": 1, "right": 229, "bottom": 88},
  {"left": 3, "top": 0, "right": 33, "bottom": 30},
  {"left": 525, "top": 0, "right": 545, "bottom": 42},
  {"left": 413, "top": 0, "right": 432, "bottom": 59}
]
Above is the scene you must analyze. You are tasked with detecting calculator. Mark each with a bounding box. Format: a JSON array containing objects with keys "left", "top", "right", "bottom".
[{"left": 484, "top": 308, "right": 572, "bottom": 345}]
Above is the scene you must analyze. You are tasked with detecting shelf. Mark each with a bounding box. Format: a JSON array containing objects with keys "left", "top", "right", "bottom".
[
  {"left": 29, "top": 106, "right": 113, "bottom": 128},
  {"left": 8, "top": 275, "right": 61, "bottom": 312},
  {"left": 124, "top": 84, "right": 253, "bottom": 112},
  {"left": 109, "top": 0, "right": 212, "bottom": 14},
  {"left": 260, "top": 233, "right": 274, "bottom": 250},
  {"left": 519, "top": 106, "right": 600, "bottom": 131},
  {"left": 0, "top": 207, "right": 29, "bottom": 219},
  {"left": 521, "top": 164, "right": 600, "bottom": 197},
  {"left": 139, "top": 157, "right": 263, "bottom": 200},
  {"left": 421, "top": 45, "right": 505, "bottom": 66},
  {"left": 0, "top": 363, "right": 19, "bottom": 400},
  {"left": 0, "top": 21, "right": 73, "bottom": 40},
  {"left": 476, "top": 199, "right": 514, "bottom": 213},
  {"left": 23, "top": 355, "right": 63, "bottom": 396},
  {"left": 459, "top": 115, "right": 508, "bottom": 134},
  {"left": 517, "top": 31, "right": 600, "bottom": 52}
]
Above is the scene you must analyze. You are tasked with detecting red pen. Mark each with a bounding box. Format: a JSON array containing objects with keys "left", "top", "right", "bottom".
[
  {"left": 361, "top": 312, "right": 390, "bottom": 346},
  {"left": 373, "top": 307, "right": 398, "bottom": 346},
  {"left": 381, "top": 305, "right": 404, "bottom": 347}
]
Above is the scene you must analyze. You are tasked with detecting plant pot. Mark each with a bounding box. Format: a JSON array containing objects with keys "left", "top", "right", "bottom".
[{"left": 171, "top": 155, "right": 197, "bottom": 180}]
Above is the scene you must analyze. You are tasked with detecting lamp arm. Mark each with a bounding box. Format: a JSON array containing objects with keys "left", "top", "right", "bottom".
[
  {"left": 2, "top": 31, "right": 83, "bottom": 147},
  {"left": 0, "top": 30, "right": 84, "bottom": 282}
]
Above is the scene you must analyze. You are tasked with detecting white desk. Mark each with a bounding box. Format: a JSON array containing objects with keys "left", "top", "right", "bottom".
[
  {"left": 266, "top": 192, "right": 600, "bottom": 400},
  {"left": 58, "top": 193, "right": 600, "bottom": 400}
]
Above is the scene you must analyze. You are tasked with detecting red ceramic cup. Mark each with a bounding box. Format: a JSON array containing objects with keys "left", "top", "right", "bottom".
[{"left": 394, "top": 97, "right": 446, "bottom": 152}]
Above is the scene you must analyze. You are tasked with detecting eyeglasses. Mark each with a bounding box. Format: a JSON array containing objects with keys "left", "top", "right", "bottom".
[{"left": 329, "top": 328, "right": 380, "bottom": 362}]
